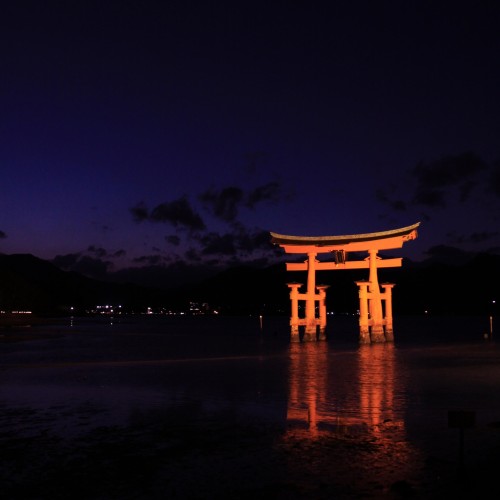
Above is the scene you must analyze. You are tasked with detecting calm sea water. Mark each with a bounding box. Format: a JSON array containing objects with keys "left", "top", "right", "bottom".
[
  {"left": 1, "top": 314, "right": 499, "bottom": 437},
  {"left": 1, "top": 314, "right": 500, "bottom": 497}
]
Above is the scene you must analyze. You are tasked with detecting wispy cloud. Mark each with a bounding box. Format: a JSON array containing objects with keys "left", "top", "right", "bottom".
[
  {"left": 199, "top": 186, "right": 244, "bottom": 222},
  {"left": 52, "top": 253, "right": 113, "bottom": 279},
  {"left": 57, "top": 180, "right": 290, "bottom": 286},
  {"left": 377, "top": 152, "right": 491, "bottom": 213},
  {"left": 411, "top": 152, "right": 486, "bottom": 208},
  {"left": 131, "top": 196, "right": 205, "bottom": 231}
]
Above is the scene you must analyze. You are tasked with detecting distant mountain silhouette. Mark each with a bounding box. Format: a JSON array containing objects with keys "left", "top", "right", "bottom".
[
  {"left": 0, "top": 254, "right": 174, "bottom": 315},
  {"left": 0, "top": 252, "right": 498, "bottom": 317}
]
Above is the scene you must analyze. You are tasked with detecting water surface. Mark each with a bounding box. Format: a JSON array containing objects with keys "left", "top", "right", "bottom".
[{"left": 1, "top": 315, "right": 499, "bottom": 498}]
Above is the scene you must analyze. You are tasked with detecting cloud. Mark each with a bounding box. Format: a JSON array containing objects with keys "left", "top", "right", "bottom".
[
  {"left": 111, "top": 260, "right": 223, "bottom": 289},
  {"left": 412, "top": 152, "right": 486, "bottom": 189},
  {"left": 0, "top": 230, "right": 7, "bottom": 239},
  {"left": 199, "top": 181, "right": 287, "bottom": 223},
  {"left": 375, "top": 188, "right": 407, "bottom": 211},
  {"left": 51, "top": 223, "right": 283, "bottom": 290},
  {"left": 132, "top": 254, "right": 165, "bottom": 266},
  {"left": 489, "top": 160, "right": 500, "bottom": 197},
  {"left": 377, "top": 152, "right": 492, "bottom": 215},
  {"left": 166, "top": 235, "right": 181, "bottom": 246},
  {"left": 131, "top": 197, "right": 205, "bottom": 231},
  {"left": 454, "top": 231, "right": 500, "bottom": 245},
  {"left": 52, "top": 245, "right": 127, "bottom": 280},
  {"left": 246, "top": 181, "right": 282, "bottom": 208},
  {"left": 411, "top": 152, "right": 486, "bottom": 208},
  {"left": 232, "top": 226, "right": 277, "bottom": 254},
  {"left": 52, "top": 253, "right": 81, "bottom": 269},
  {"left": 150, "top": 197, "right": 205, "bottom": 230},
  {"left": 199, "top": 232, "right": 237, "bottom": 255},
  {"left": 412, "top": 189, "right": 447, "bottom": 208},
  {"left": 130, "top": 202, "right": 149, "bottom": 222},
  {"left": 423, "top": 244, "right": 476, "bottom": 266},
  {"left": 86, "top": 246, "right": 126, "bottom": 259},
  {"left": 118, "top": 180, "right": 289, "bottom": 287},
  {"left": 87, "top": 245, "right": 108, "bottom": 258},
  {"left": 53, "top": 253, "right": 113, "bottom": 279},
  {"left": 185, "top": 248, "right": 202, "bottom": 261},
  {"left": 112, "top": 249, "right": 127, "bottom": 258},
  {"left": 243, "top": 151, "right": 268, "bottom": 173},
  {"left": 193, "top": 226, "right": 281, "bottom": 262},
  {"left": 199, "top": 186, "right": 244, "bottom": 222}
]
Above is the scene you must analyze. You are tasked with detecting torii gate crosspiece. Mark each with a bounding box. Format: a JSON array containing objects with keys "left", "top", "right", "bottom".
[{"left": 270, "top": 222, "right": 420, "bottom": 343}]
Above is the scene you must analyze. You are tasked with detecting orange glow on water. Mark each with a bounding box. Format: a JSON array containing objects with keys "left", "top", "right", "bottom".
[
  {"left": 285, "top": 342, "right": 401, "bottom": 437},
  {"left": 280, "top": 342, "right": 423, "bottom": 492}
]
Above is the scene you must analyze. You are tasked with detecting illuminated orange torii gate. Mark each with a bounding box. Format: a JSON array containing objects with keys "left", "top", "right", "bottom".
[{"left": 270, "top": 222, "right": 420, "bottom": 343}]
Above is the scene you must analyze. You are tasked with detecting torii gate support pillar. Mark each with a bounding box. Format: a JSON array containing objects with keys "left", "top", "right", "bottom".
[
  {"left": 303, "top": 252, "right": 318, "bottom": 341},
  {"left": 317, "top": 285, "right": 329, "bottom": 340},
  {"left": 382, "top": 283, "right": 395, "bottom": 341},
  {"left": 356, "top": 281, "right": 371, "bottom": 344},
  {"left": 287, "top": 283, "right": 301, "bottom": 342},
  {"left": 368, "top": 249, "right": 385, "bottom": 343},
  {"left": 356, "top": 280, "right": 396, "bottom": 343}
]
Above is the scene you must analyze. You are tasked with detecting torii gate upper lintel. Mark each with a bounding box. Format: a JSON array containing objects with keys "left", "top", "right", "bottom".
[{"left": 270, "top": 222, "right": 420, "bottom": 343}]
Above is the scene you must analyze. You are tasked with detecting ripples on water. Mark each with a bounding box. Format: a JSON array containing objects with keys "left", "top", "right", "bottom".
[
  {"left": 1, "top": 314, "right": 499, "bottom": 439},
  {"left": 1, "top": 314, "right": 500, "bottom": 497}
]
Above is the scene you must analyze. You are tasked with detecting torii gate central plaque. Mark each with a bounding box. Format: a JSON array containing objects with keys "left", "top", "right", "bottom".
[{"left": 270, "top": 222, "right": 420, "bottom": 343}]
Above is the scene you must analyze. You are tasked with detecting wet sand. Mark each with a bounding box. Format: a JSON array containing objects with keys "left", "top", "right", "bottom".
[
  {"left": 2, "top": 407, "right": 500, "bottom": 499},
  {"left": 2, "top": 318, "right": 500, "bottom": 499}
]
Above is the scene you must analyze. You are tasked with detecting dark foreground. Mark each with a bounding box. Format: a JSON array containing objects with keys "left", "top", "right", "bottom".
[
  {"left": 2, "top": 317, "right": 500, "bottom": 499},
  {"left": 2, "top": 410, "right": 500, "bottom": 499}
]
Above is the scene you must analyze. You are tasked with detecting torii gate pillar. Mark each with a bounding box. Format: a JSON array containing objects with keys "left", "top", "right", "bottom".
[
  {"left": 287, "top": 282, "right": 301, "bottom": 342},
  {"left": 356, "top": 279, "right": 395, "bottom": 343},
  {"left": 303, "top": 252, "right": 318, "bottom": 341},
  {"left": 317, "top": 285, "right": 329, "bottom": 340},
  {"left": 368, "top": 249, "right": 385, "bottom": 343},
  {"left": 286, "top": 261, "right": 329, "bottom": 342},
  {"left": 356, "top": 281, "right": 371, "bottom": 344},
  {"left": 382, "top": 283, "right": 395, "bottom": 341}
]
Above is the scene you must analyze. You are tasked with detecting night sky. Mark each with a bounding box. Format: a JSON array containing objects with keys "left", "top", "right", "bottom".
[{"left": 1, "top": 1, "right": 499, "bottom": 287}]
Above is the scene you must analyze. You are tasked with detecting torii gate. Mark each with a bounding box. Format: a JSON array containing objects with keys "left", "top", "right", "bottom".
[{"left": 270, "top": 222, "right": 420, "bottom": 343}]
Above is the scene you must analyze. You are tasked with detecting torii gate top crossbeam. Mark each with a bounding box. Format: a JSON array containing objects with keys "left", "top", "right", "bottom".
[{"left": 270, "top": 222, "right": 420, "bottom": 254}]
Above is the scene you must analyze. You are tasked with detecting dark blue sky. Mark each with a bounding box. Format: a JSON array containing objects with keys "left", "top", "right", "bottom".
[{"left": 1, "top": 1, "right": 499, "bottom": 286}]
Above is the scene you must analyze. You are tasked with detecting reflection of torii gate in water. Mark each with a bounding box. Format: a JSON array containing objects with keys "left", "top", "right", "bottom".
[{"left": 270, "top": 222, "right": 420, "bottom": 343}]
